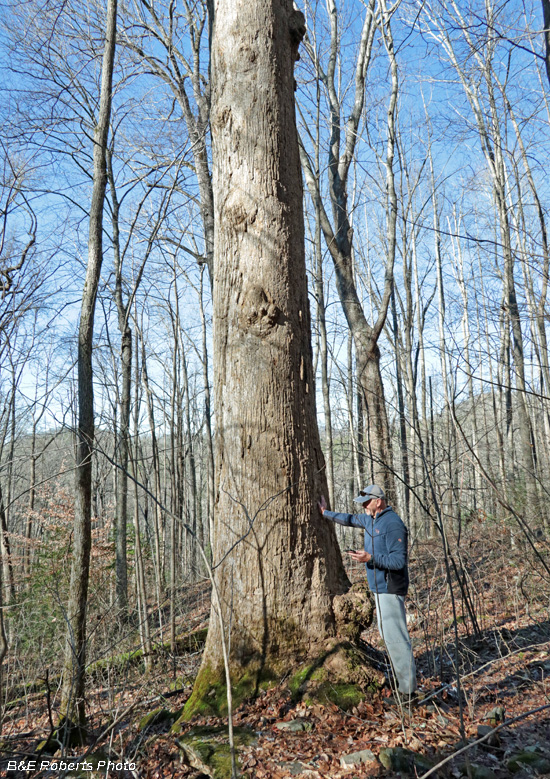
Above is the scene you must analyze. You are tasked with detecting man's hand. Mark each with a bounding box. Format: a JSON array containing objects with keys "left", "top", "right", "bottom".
[
  {"left": 318, "top": 495, "right": 327, "bottom": 515},
  {"left": 347, "top": 550, "right": 372, "bottom": 563}
]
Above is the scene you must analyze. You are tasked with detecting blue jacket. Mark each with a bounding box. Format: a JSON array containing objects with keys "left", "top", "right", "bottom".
[{"left": 324, "top": 506, "right": 409, "bottom": 595}]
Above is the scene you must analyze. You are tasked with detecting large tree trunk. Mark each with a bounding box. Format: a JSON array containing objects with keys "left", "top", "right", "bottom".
[
  {"left": 186, "top": 0, "right": 349, "bottom": 711},
  {"left": 60, "top": 0, "right": 117, "bottom": 729}
]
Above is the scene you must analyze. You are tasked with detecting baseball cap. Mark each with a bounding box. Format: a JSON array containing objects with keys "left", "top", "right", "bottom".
[{"left": 353, "top": 484, "right": 385, "bottom": 504}]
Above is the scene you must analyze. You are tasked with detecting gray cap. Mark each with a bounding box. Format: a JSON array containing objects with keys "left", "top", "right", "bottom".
[{"left": 353, "top": 484, "right": 386, "bottom": 504}]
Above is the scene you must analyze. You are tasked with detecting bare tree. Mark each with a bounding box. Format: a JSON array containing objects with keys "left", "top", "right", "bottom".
[
  {"left": 423, "top": 0, "right": 541, "bottom": 514},
  {"left": 299, "top": 0, "right": 399, "bottom": 501},
  {"left": 60, "top": 0, "right": 117, "bottom": 730},
  {"left": 123, "top": 0, "right": 214, "bottom": 281}
]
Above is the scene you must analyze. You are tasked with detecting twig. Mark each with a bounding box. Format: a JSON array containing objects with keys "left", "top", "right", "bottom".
[
  {"left": 420, "top": 639, "right": 550, "bottom": 705},
  {"left": 419, "top": 703, "right": 550, "bottom": 778}
]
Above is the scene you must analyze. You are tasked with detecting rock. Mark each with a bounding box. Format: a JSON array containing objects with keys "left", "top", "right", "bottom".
[
  {"left": 507, "top": 750, "right": 550, "bottom": 774},
  {"left": 277, "top": 761, "right": 310, "bottom": 776},
  {"left": 178, "top": 736, "right": 233, "bottom": 779},
  {"left": 37, "top": 715, "right": 89, "bottom": 755},
  {"left": 458, "top": 763, "right": 497, "bottom": 778},
  {"left": 274, "top": 718, "right": 313, "bottom": 732},
  {"left": 378, "top": 746, "right": 434, "bottom": 773},
  {"left": 177, "top": 726, "right": 257, "bottom": 779},
  {"left": 85, "top": 751, "right": 116, "bottom": 770},
  {"left": 484, "top": 706, "right": 505, "bottom": 726},
  {"left": 476, "top": 724, "right": 500, "bottom": 747},
  {"left": 340, "top": 748, "right": 376, "bottom": 767}
]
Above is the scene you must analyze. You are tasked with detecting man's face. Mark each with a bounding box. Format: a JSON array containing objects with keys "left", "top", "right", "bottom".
[{"left": 364, "top": 497, "right": 379, "bottom": 516}]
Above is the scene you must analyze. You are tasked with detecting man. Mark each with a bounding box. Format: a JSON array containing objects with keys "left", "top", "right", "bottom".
[{"left": 318, "top": 484, "right": 417, "bottom": 705}]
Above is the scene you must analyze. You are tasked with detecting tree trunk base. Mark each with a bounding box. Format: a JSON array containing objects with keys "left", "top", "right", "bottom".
[
  {"left": 177, "top": 640, "right": 381, "bottom": 725},
  {"left": 37, "top": 717, "right": 87, "bottom": 754},
  {"left": 176, "top": 640, "right": 383, "bottom": 725},
  {"left": 287, "top": 640, "right": 384, "bottom": 710},
  {"left": 176, "top": 583, "right": 378, "bottom": 723}
]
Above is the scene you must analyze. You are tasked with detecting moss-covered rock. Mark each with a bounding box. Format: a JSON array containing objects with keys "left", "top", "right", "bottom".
[
  {"left": 88, "top": 626, "right": 208, "bottom": 682},
  {"left": 174, "top": 627, "right": 208, "bottom": 654},
  {"left": 507, "top": 749, "right": 550, "bottom": 774},
  {"left": 457, "top": 763, "right": 497, "bottom": 779},
  {"left": 340, "top": 749, "right": 376, "bottom": 767},
  {"left": 84, "top": 750, "right": 112, "bottom": 770},
  {"left": 484, "top": 706, "right": 505, "bottom": 727},
  {"left": 177, "top": 726, "right": 257, "bottom": 779},
  {"left": 168, "top": 677, "right": 188, "bottom": 692},
  {"left": 274, "top": 718, "right": 313, "bottom": 732},
  {"left": 378, "top": 747, "right": 435, "bottom": 773}
]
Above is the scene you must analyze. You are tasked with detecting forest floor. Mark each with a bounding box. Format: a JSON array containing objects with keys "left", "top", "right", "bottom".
[{"left": 2, "top": 532, "right": 550, "bottom": 778}]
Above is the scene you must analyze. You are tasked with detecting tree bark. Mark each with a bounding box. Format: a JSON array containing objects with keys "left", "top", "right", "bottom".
[
  {"left": 199, "top": 266, "right": 215, "bottom": 552},
  {"left": 60, "top": 0, "right": 117, "bottom": 728},
  {"left": 131, "top": 329, "right": 152, "bottom": 666},
  {"left": 542, "top": 0, "right": 550, "bottom": 88},
  {"left": 140, "top": 334, "right": 166, "bottom": 600},
  {"left": 108, "top": 149, "right": 130, "bottom": 618},
  {"left": 0, "top": 531, "right": 7, "bottom": 729},
  {"left": 188, "top": 0, "right": 349, "bottom": 706}
]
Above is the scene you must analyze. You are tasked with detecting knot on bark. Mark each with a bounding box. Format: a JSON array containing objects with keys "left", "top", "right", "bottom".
[
  {"left": 333, "top": 581, "right": 374, "bottom": 644},
  {"left": 225, "top": 202, "right": 257, "bottom": 233},
  {"left": 238, "top": 284, "right": 281, "bottom": 336},
  {"left": 289, "top": 9, "right": 306, "bottom": 61}
]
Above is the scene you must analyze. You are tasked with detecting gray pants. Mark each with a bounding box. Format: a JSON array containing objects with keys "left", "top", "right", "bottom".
[{"left": 375, "top": 593, "right": 417, "bottom": 694}]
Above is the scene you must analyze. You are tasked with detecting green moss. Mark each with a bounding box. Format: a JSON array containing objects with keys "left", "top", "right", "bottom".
[
  {"left": 37, "top": 717, "right": 86, "bottom": 755},
  {"left": 89, "top": 648, "right": 145, "bottom": 674},
  {"left": 88, "top": 627, "right": 208, "bottom": 681},
  {"left": 185, "top": 739, "right": 233, "bottom": 779},
  {"left": 379, "top": 747, "right": 434, "bottom": 773},
  {"left": 175, "top": 663, "right": 278, "bottom": 725},
  {"left": 181, "top": 640, "right": 375, "bottom": 724},
  {"left": 507, "top": 750, "right": 550, "bottom": 774},
  {"left": 168, "top": 677, "right": 186, "bottom": 691},
  {"left": 289, "top": 665, "right": 329, "bottom": 698},
  {"left": 316, "top": 682, "right": 364, "bottom": 711},
  {"left": 259, "top": 675, "right": 277, "bottom": 692},
  {"left": 177, "top": 726, "right": 257, "bottom": 779},
  {"left": 289, "top": 665, "right": 314, "bottom": 697},
  {"left": 176, "top": 663, "right": 226, "bottom": 723},
  {"left": 174, "top": 627, "right": 208, "bottom": 654}
]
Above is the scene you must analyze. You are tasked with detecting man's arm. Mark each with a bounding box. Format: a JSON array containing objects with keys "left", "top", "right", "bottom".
[
  {"left": 318, "top": 495, "right": 363, "bottom": 528},
  {"left": 318, "top": 496, "right": 372, "bottom": 560}
]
